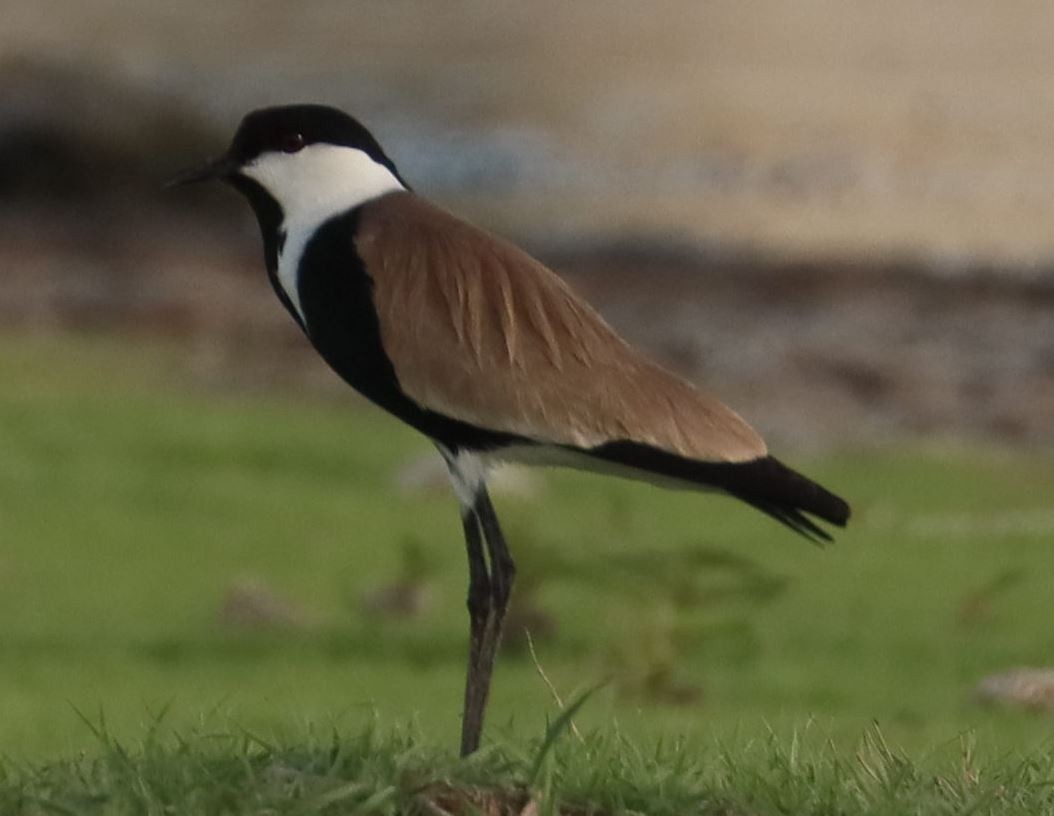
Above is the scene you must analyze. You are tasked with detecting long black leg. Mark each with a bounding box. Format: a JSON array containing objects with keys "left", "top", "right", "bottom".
[
  {"left": 459, "top": 506, "right": 492, "bottom": 757},
  {"left": 457, "top": 486, "right": 517, "bottom": 756},
  {"left": 476, "top": 488, "right": 516, "bottom": 624},
  {"left": 441, "top": 443, "right": 518, "bottom": 757},
  {"left": 459, "top": 487, "right": 517, "bottom": 755}
]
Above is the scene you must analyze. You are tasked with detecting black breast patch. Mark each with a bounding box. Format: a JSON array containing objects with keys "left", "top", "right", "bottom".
[{"left": 294, "top": 208, "right": 532, "bottom": 454}]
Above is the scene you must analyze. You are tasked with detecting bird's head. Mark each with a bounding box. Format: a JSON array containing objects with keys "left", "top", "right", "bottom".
[{"left": 171, "top": 104, "right": 408, "bottom": 224}]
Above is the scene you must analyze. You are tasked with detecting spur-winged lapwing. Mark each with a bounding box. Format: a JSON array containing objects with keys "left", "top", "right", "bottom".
[{"left": 174, "top": 104, "right": 850, "bottom": 756}]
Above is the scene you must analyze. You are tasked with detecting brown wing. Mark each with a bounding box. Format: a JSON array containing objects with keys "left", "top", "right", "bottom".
[{"left": 356, "top": 192, "right": 766, "bottom": 463}]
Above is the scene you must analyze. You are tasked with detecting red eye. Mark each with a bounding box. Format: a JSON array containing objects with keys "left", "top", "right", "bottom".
[{"left": 281, "top": 132, "right": 305, "bottom": 153}]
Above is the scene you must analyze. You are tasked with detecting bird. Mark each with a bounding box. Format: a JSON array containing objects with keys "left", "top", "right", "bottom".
[{"left": 172, "top": 103, "right": 850, "bottom": 757}]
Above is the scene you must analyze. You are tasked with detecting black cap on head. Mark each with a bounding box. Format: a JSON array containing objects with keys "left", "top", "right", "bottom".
[
  {"left": 169, "top": 104, "right": 405, "bottom": 187},
  {"left": 229, "top": 105, "right": 396, "bottom": 170}
]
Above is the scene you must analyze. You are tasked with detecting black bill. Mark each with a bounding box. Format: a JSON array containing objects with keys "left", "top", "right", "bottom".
[{"left": 165, "top": 155, "right": 238, "bottom": 188}]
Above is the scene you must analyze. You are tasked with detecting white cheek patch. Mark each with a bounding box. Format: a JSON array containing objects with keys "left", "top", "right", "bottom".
[
  {"left": 243, "top": 144, "right": 404, "bottom": 222},
  {"left": 242, "top": 144, "right": 405, "bottom": 324}
]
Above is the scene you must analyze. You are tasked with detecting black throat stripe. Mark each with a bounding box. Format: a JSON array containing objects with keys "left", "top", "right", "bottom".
[
  {"left": 226, "top": 174, "right": 303, "bottom": 330},
  {"left": 293, "top": 207, "right": 532, "bottom": 454}
]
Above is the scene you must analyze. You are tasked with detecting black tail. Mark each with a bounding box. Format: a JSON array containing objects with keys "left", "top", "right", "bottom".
[{"left": 585, "top": 441, "right": 850, "bottom": 544}]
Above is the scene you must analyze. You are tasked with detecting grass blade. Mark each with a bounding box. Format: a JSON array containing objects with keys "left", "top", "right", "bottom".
[{"left": 528, "top": 684, "right": 602, "bottom": 787}]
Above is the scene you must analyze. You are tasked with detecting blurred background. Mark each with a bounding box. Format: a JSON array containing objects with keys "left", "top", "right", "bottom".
[{"left": 1, "top": 0, "right": 1053, "bottom": 760}]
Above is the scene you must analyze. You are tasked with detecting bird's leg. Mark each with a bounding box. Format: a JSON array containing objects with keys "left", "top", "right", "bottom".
[
  {"left": 464, "top": 488, "right": 517, "bottom": 752},
  {"left": 475, "top": 488, "right": 516, "bottom": 636},
  {"left": 457, "top": 487, "right": 516, "bottom": 757},
  {"left": 459, "top": 505, "right": 492, "bottom": 757}
]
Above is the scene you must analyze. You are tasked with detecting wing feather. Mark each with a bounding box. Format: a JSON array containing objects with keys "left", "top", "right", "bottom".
[{"left": 356, "top": 192, "right": 767, "bottom": 463}]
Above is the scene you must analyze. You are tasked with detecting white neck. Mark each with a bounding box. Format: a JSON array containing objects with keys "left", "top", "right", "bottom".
[
  {"left": 241, "top": 143, "right": 405, "bottom": 228},
  {"left": 241, "top": 144, "right": 405, "bottom": 324}
]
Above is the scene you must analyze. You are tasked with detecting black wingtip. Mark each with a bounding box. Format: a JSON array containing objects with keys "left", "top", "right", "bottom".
[
  {"left": 739, "top": 497, "right": 835, "bottom": 545},
  {"left": 582, "top": 442, "right": 851, "bottom": 543},
  {"left": 720, "top": 456, "right": 850, "bottom": 542},
  {"left": 763, "top": 456, "right": 850, "bottom": 527}
]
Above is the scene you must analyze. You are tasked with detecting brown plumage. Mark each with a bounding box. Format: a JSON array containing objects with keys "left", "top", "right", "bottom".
[
  {"left": 175, "top": 103, "right": 850, "bottom": 758},
  {"left": 358, "top": 192, "right": 766, "bottom": 464}
]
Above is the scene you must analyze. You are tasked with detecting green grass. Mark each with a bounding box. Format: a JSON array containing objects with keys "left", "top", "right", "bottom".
[
  {"left": 5, "top": 717, "right": 1054, "bottom": 814},
  {"left": 1, "top": 332, "right": 1053, "bottom": 812}
]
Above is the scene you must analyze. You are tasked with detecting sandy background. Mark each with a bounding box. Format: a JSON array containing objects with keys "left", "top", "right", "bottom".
[
  {"left": 8, "top": 0, "right": 1054, "bottom": 262},
  {"left": 2, "top": 1, "right": 1052, "bottom": 446}
]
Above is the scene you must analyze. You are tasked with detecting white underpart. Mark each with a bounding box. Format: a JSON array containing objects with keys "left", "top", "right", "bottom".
[
  {"left": 437, "top": 445, "right": 491, "bottom": 510},
  {"left": 241, "top": 144, "right": 405, "bottom": 323}
]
